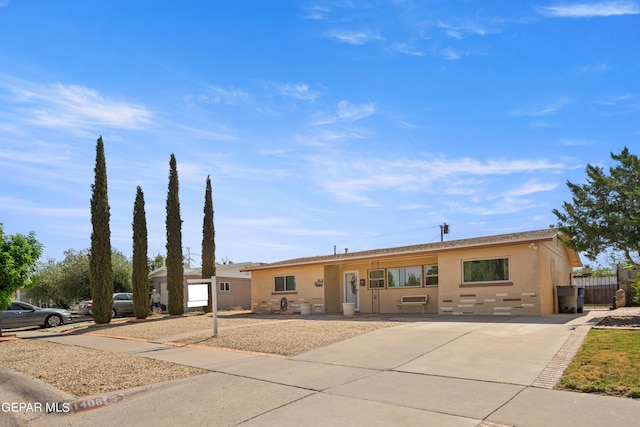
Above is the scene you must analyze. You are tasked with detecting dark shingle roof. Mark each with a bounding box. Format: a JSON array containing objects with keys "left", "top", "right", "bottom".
[{"left": 244, "top": 228, "right": 562, "bottom": 271}]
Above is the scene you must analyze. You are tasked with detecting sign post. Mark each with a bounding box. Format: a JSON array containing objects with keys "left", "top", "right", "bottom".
[
  {"left": 211, "top": 276, "right": 217, "bottom": 337},
  {"left": 187, "top": 276, "right": 217, "bottom": 337}
]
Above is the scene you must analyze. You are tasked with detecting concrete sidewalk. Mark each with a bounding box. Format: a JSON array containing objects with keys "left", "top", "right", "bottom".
[{"left": 2, "top": 308, "right": 639, "bottom": 426}]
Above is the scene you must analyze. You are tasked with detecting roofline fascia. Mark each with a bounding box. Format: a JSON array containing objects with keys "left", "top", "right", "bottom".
[{"left": 245, "top": 233, "right": 558, "bottom": 271}]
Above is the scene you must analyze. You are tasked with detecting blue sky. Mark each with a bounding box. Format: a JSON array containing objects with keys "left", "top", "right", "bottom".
[{"left": 0, "top": 1, "right": 638, "bottom": 267}]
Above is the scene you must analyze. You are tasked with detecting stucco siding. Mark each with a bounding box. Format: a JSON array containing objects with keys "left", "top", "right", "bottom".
[
  {"left": 436, "top": 244, "right": 543, "bottom": 315},
  {"left": 251, "top": 265, "right": 325, "bottom": 313}
]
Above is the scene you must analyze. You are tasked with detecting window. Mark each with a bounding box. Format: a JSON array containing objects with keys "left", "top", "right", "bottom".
[
  {"left": 463, "top": 258, "right": 509, "bottom": 283},
  {"left": 219, "top": 282, "right": 230, "bottom": 292},
  {"left": 368, "top": 269, "right": 385, "bottom": 288},
  {"left": 10, "top": 302, "right": 31, "bottom": 310},
  {"left": 387, "top": 267, "right": 422, "bottom": 287},
  {"left": 274, "top": 275, "right": 296, "bottom": 292},
  {"left": 425, "top": 265, "right": 439, "bottom": 286}
]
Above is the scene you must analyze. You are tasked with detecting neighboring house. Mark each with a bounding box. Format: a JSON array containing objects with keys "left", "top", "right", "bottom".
[
  {"left": 244, "top": 228, "right": 582, "bottom": 316},
  {"left": 148, "top": 262, "right": 257, "bottom": 311}
]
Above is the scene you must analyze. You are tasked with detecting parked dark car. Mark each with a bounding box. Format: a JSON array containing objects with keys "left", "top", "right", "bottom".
[
  {"left": 78, "top": 293, "right": 135, "bottom": 318},
  {"left": 0, "top": 301, "right": 72, "bottom": 329}
]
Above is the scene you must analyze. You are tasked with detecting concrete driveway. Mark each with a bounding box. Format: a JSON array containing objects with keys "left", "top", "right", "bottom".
[{"left": 3, "top": 309, "right": 640, "bottom": 426}]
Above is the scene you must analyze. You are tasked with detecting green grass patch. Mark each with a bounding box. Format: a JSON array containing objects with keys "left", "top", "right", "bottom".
[{"left": 559, "top": 329, "right": 640, "bottom": 398}]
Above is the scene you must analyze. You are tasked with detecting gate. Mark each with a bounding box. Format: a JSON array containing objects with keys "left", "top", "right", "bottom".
[{"left": 573, "top": 276, "right": 617, "bottom": 308}]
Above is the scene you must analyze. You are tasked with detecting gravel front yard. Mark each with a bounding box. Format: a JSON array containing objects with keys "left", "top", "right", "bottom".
[{"left": 0, "top": 313, "right": 406, "bottom": 397}]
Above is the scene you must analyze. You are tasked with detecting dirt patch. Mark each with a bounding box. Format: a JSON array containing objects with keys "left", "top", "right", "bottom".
[{"left": 596, "top": 316, "right": 640, "bottom": 328}]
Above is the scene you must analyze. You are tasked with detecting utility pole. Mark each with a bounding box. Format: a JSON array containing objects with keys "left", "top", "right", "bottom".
[{"left": 440, "top": 223, "right": 449, "bottom": 242}]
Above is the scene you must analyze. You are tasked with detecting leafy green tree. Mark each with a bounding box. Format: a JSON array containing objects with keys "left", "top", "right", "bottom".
[
  {"left": 26, "top": 258, "right": 65, "bottom": 308},
  {"left": 553, "top": 147, "right": 640, "bottom": 268},
  {"left": 148, "top": 253, "right": 165, "bottom": 272},
  {"left": 166, "top": 153, "right": 184, "bottom": 315},
  {"left": 132, "top": 186, "right": 149, "bottom": 319},
  {"left": 90, "top": 136, "right": 113, "bottom": 324},
  {"left": 48, "top": 249, "right": 91, "bottom": 303},
  {"left": 111, "top": 250, "right": 133, "bottom": 293},
  {"left": 632, "top": 278, "right": 640, "bottom": 305},
  {"left": 0, "top": 224, "right": 43, "bottom": 336},
  {"left": 202, "top": 175, "right": 216, "bottom": 313},
  {"left": 30, "top": 249, "right": 131, "bottom": 308}
]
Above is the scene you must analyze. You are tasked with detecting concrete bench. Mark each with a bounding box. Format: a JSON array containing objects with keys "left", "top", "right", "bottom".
[{"left": 396, "top": 295, "right": 428, "bottom": 314}]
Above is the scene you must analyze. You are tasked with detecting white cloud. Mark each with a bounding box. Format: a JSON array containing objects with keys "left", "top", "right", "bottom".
[
  {"left": 168, "top": 122, "right": 238, "bottom": 141},
  {"left": 336, "top": 100, "right": 375, "bottom": 121},
  {"left": 0, "top": 78, "right": 153, "bottom": 131},
  {"left": 594, "top": 93, "right": 639, "bottom": 114},
  {"left": 596, "top": 93, "right": 634, "bottom": 105},
  {"left": 223, "top": 217, "right": 293, "bottom": 228},
  {"left": 392, "top": 43, "right": 425, "bottom": 57},
  {"left": 538, "top": 1, "right": 640, "bottom": 17},
  {"left": 0, "top": 141, "right": 71, "bottom": 164},
  {"left": 279, "top": 83, "right": 319, "bottom": 101},
  {"left": 310, "top": 153, "right": 566, "bottom": 205},
  {"left": 0, "top": 196, "right": 86, "bottom": 218},
  {"left": 557, "top": 138, "right": 596, "bottom": 146},
  {"left": 326, "top": 30, "right": 384, "bottom": 45},
  {"left": 577, "top": 63, "right": 610, "bottom": 73},
  {"left": 500, "top": 180, "right": 558, "bottom": 197},
  {"left": 304, "top": 5, "right": 331, "bottom": 20},
  {"left": 312, "top": 100, "right": 376, "bottom": 125},
  {"left": 437, "top": 21, "right": 492, "bottom": 39},
  {"left": 196, "top": 85, "right": 250, "bottom": 105},
  {"left": 221, "top": 216, "right": 344, "bottom": 237},
  {"left": 441, "top": 48, "right": 461, "bottom": 60},
  {"left": 510, "top": 98, "right": 570, "bottom": 116}
]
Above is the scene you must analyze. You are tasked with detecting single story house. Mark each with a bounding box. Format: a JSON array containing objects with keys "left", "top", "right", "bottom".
[
  {"left": 148, "top": 262, "right": 257, "bottom": 311},
  {"left": 245, "top": 228, "right": 582, "bottom": 316}
]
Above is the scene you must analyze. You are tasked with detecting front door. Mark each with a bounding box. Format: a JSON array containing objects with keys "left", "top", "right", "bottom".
[{"left": 344, "top": 271, "right": 359, "bottom": 312}]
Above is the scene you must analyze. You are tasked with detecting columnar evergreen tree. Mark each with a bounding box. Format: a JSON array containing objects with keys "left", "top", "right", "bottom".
[
  {"left": 90, "top": 136, "right": 113, "bottom": 324},
  {"left": 202, "top": 175, "right": 216, "bottom": 313},
  {"left": 132, "top": 186, "right": 149, "bottom": 319},
  {"left": 166, "top": 153, "right": 184, "bottom": 315}
]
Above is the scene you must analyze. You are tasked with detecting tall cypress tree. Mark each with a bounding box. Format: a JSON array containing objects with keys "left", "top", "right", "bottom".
[
  {"left": 90, "top": 136, "right": 113, "bottom": 324},
  {"left": 132, "top": 186, "right": 149, "bottom": 319},
  {"left": 202, "top": 175, "right": 216, "bottom": 313},
  {"left": 166, "top": 153, "right": 184, "bottom": 315}
]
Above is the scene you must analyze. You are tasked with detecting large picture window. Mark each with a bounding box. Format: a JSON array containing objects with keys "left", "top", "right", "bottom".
[
  {"left": 274, "top": 275, "right": 296, "bottom": 292},
  {"left": 463, "top": 258, "right": 509, "bottom": 283},
  {"left": 387, "top": 267, "right": 422, "bottom": 287}
]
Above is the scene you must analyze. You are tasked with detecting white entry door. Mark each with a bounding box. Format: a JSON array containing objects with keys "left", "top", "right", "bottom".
[{"left": 344, "top": 271, "right": 359, "bottom": 311}]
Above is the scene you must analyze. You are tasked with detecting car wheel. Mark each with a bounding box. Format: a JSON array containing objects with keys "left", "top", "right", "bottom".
[
  {"left": 44, "top": 314, "right": 63, "bottom": 328},
  {"left": 111, "top": 308, "right": 117, "bottom": 318}
]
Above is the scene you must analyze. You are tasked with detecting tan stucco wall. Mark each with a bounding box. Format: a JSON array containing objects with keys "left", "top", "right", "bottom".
[
  {"left": 437, "top": 245, "right": 542, "bottom": 315},
  {"left": 251, "top": 265, "right": 326, "bottom": 313},
  {"left": 539, "top": 238, "right": 576, "bottom": 314}
]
